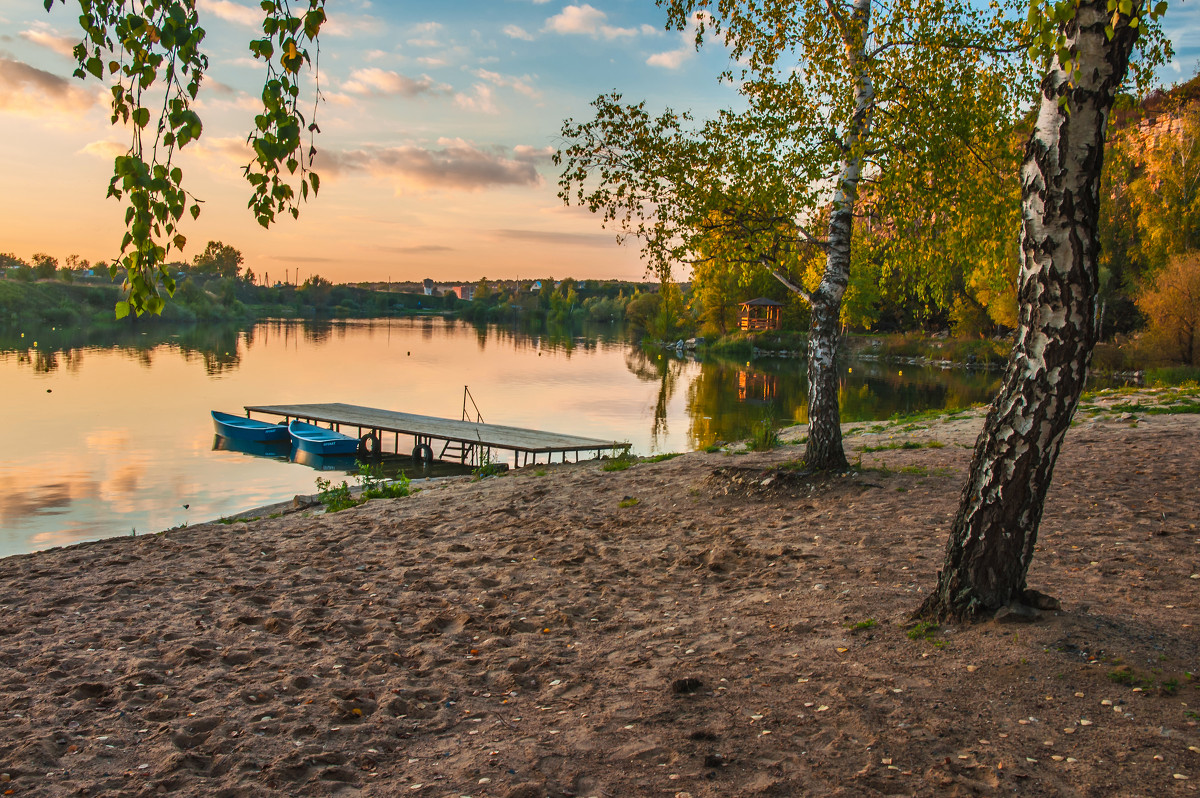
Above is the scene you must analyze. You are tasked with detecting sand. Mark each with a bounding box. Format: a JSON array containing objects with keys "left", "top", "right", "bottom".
[{"left": 0, "top": 388, "right": 1197, "bottom": 797}]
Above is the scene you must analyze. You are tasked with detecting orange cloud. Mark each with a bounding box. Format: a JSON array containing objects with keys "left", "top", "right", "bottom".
[{"left": 0, "top": 57, "right": 97, "bottom": 117}]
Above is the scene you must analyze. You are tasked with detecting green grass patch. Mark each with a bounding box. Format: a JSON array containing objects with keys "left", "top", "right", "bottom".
[
  {"left": 1110, "top": 399, "right": 1200, "bottom": 415},
  {"left": 601, "top": 451, "right": 637, "bottom": 472},
  {"left": 747, "top": 416, "right": 781, "bottom": 451},
  {"left": 644, "top": 452, "right": 683, "bottom": 463},
  {"left": 859, "top": 440, "right": 927, "bottom": 453},
  {"left": 1145, "top": 365, "right": 1200, "bottom": 387},
  {"left": 618, "top": 496, "right": 640, "bottom": 508},
  {"left": 1107, "top": 667, "right": 1154, "bottom": 689},
  {"left": 907, "top": 621, "right": 945, "bottom": 648},
  {"left": 846, "top": 618, "right": 877, "bottom": 632}
]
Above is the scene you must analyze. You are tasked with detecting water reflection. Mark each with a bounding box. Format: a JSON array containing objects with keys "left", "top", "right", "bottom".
[
  {"left": 624, "top": 348, "right": 685, "bottom": 448},
  {"left": 212, "top": 435, "right": 292, "bottom": 460},
  {"left": 3, "top": 316, "right": 1072, "bottom": 558}
]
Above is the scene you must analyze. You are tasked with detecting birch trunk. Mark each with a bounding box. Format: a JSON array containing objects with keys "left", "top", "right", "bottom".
[
  {"left": 797, "top": 0, "right": 874, "bottom": 472},
  {"left": 921, "top": 0, "right": 1140, "bottom": 620}
]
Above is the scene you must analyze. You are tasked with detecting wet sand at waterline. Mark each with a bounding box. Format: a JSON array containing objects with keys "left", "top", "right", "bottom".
[{"left": 0, "top": 389, "right": 1197, "bottom": 797}]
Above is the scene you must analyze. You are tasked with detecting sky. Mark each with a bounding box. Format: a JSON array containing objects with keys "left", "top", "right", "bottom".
[{"left": 1, "top": 0, "right": 1198, "bottom": 285}]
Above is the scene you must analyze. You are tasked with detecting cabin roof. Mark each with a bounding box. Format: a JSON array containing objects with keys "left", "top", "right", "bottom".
[{"left": 739, "top": 297, "right": 783, "bottom": 307}]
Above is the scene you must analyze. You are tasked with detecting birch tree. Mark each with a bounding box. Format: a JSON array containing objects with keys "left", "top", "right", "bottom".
[
  {"left": 44, "top": 0, "right": 326, "bottom": 317},
  {"left": 920, "top": 0, "right": 1171, "bottom": 620},
  {"left": 558, "top": 0, "right": 1028, "bottom": 471}
]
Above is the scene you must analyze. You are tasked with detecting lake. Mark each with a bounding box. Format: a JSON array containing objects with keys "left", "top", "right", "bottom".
[{"left": 1, "top": 317, "right": 1010, "bottom": 558}]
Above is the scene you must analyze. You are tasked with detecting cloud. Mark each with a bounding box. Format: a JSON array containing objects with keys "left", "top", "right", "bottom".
[
  {"left": 315, "top": 138, "right": 544, "bottom": 192},
  {"left": 197, "top": 0, "right": 260, "bottom": 27},
  {"left": 79, "top": 140, "right": 126, "bottom": 160},
  {"left": 647, "top": 45, "right": 694, "bottom": 70},
  {"left": 455, "top": 84, "right": 499, "bottom": 114},
  {"left": 647, "top": 13, "right": 704, "bottom": 70},
  {"left": 504, "top": 24, "right": 535, "bottom": 41},
  {"left": 341, "top": 68, "right": 451, "bottom": 97},
  {"left": 190, "top": 136, "right": 253, "bottom": 167},
  {"left": 324, "top": 14, "right": 382, "bottom": 37},
  {"left": 0, "top": 57, "right": 97, "bottom": 116},
  {"left": 544, "top": 5, "right": 640, "bottom": 40},
  {"left": 407, "top": 38, "right": 442, "bottom": 48},
  {"left": 475, "top": 69, "right": 541, "bottom": 99},
  {"left": 20, "top": 28, "right": 76, "bottom": 57},
  {"left": 492, "top": 229, "right": 616, "bottom": 247},
  {"left": 206, "top": 78, "right": 237, "bottom": 95},
  {"left": 384, "top": 244, "right": 455, "bottom": 254},
  {"left": 262, "top": 255, "right": 337, "bottom": 262},
  {"left": 511, "top": 144, "right": 555, "bottom": 163}
]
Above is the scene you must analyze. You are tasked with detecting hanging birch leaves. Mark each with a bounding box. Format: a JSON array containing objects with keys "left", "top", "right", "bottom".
[{"left": 44, "top": 0, "right": 326, "bottom": 318}]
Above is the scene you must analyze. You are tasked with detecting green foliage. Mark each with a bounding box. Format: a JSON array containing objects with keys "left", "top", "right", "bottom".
[
  {"left": 846, "top": 618, "right": 878, "bottom": 632},
  {"left": 315, "top": 477, "right": 356, "bottom": 513},
  {"left": 617, "top": 496, "right": 640, "bottom": 508},
  {"left": 601, "top": 450, "right": 636, "bottom": 472},
  {"left": 472, "top": 450, "right": 506, "bottom": 480},
  {"left": 1145, "top": 365, "right": 1200, "bottom": 386},
  {"left": 316, "top": 466, "right": 412, "bottom": 512},
  {"left": 190, "top": 241, "right": 244, "bottom": 279},
  {"left": 45, "top": 0, "right": 326, "bottom": 318},
  {"left": 747, "top": 414, "right": 780, "bottom": 451},
  {"left": 358, "top": 464, "right": 412, "bottom": 500},
  {"left": 644, "top": 452, "right": 683, "bottom": 463},
  {"left": 31, "top": 253, "right": 58, "bottom": 280},
  {"left": 561, "top": 0, "right": 1033, "bottom": 320}
]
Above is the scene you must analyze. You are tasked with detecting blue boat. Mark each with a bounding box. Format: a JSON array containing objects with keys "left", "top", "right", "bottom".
[
  {"left": 212, "top": 410, "right": 290, "bottom": 443},
  {"left": 288, "top": 420, "right": 361, "bottom": 456}
]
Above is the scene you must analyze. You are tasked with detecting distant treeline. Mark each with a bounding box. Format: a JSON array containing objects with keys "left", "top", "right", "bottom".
[
  {"left": 451, "top": 277, "right": 661, "bottom": 327},
  {"left": 0, "top": 271, "right": 448, "bottom": 330}
]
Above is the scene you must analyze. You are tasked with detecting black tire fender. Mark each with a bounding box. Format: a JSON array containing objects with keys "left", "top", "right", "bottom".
[{"left": 358, "top": 432, "right": 381, "bottom": 458}]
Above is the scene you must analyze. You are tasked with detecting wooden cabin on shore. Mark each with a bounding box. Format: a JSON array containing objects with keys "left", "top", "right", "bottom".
[{"left": 738, "top": 298, "right": 783, "bottom": 331}]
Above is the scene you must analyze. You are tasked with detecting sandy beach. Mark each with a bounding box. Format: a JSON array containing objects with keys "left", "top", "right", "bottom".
[{"left": 0, "top": 388, "right": 1197, "bottom": 797}]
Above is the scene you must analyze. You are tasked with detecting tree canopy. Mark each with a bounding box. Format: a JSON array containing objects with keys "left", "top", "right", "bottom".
[{"left": 559, "top": 0, "right": 1032, "bottom": 469}]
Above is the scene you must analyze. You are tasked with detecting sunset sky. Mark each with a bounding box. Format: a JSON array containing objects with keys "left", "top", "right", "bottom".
[{"left": 2, "top": 0, "right": 1198, "bottom": 285}]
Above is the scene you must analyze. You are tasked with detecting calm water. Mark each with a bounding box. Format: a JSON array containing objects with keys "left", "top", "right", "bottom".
[{"left": 1, "top": 317, "right": 1008, "bottom": 558}]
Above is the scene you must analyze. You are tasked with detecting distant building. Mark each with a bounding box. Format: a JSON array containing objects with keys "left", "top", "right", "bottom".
[
  {"left": 423, "top": 278, "right": 434, "bottom": 296},
  {"left": 453, "top": 284, "right": 475, "bottom": 301},
  {"left": 738, "top": 298, "right": 783, "bottom": 331}
]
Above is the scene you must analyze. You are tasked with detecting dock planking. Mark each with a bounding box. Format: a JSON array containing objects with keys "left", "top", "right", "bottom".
[{"left": 244, "top": 402, "right": 631, "bottom": 467}]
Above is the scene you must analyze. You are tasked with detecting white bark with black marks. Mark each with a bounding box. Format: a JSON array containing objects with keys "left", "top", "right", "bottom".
[
  {"left": 794, "top": 0, "right": 875, "bottom": 472},
  {"left": 922, "top": 0, "right": 1141, "bottom": 620}
]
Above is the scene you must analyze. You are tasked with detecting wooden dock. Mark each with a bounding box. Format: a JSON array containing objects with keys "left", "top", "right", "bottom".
[{"left": 243, "top": 402, "right": 630, "bottom": 467}]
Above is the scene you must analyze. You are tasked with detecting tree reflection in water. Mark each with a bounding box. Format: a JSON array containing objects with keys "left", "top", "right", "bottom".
[{"left": 624, "top": 347, "right": 686, "bottom": 449}]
